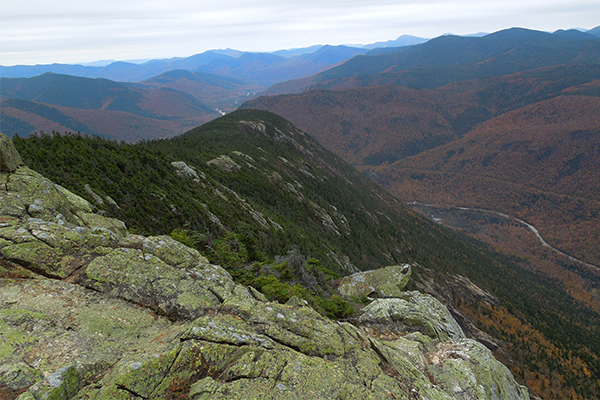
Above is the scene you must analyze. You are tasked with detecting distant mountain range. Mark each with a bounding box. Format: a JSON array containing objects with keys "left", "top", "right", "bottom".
[
  {"left": 263, "top": 28, "right": 600, "bottom": 95},
  {"left": 246, "top": 28, "right": 600, "bottom": 162},
  {"left": 0, "top": 45, "right": 370, "bottom": 139},
  {"left": 2, "top": 27, "right": 599, "bottom": 141},
  {"left": 0, "top": 34, "right": 431, "bottom": 80},
  {"left": 0, "top": 45, "right": 368, "bottom": 84},
  {"left": 0, "top": 73, "right": 220, "bottom": 141}
]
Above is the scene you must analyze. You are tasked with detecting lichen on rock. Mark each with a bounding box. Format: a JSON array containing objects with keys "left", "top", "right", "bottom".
[
  {"left": 337, "top": 264, "right": 412, "bottom": 299},
  {"left": 358, "top": 291, "right": 465, "bottom": 341},
  {"left": 207, "top": 155, "right": 241, "bottom": 172},
  {"left": 0, "top": 133, "right": 24, "bottom": 172},
  {"left": 172, "top": 160, "right": 204, "bottom": 181}
]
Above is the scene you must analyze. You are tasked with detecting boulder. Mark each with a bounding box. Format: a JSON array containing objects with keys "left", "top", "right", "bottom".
[
  {"left": 206, "top": 155, "right": 241, "bottom": 172},
  {"left": 0, "top": 133, "right": 23, "bottom": 172},
  {"left": 428, "top": 339, "right": 530, "bottom": 400},
  {"left": 358, "top": 291, "right": 465, "bottom": 341},
  {"left": 84, "top": 184, "right": 105, "bottom": 205},
  {"left": 172, "top": 161, "right": 204, "bottom": 181},
  {"left": 337, "top": 264, "right": 412, "bottom": 299}
]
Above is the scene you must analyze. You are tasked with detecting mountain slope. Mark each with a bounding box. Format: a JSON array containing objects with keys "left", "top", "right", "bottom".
[
  {"left": 136, "top": 69, "right": 261, "bottom": 110},
  {"left": 1, "top": 132, "right": 530, "bottom": 400},
  {"left": 589, "top": 25, "right": 600, "bottom": 38},
  {"left": 12, "top": 110, "right": 600, "bottom": 399},
  {"left": 264, "top": 28, "right": 600, "bottom": 95},
  {"left": 245, "top": 64, "right": 600, "bottom": 165},
  {"left": 1, "top": 72, "right": 215, "bottom": 116},
  {"left": 0, "top": 98, "right": 102, "bottom": 136},
  {"left": 193, "top": 45, "right": 367, "bottom": 86},
  {"left": 0, "top": 73, "right": 220, "bottom": 140},
  {"left": 362, "top": 34, "right": 428, "bottom": 49}
]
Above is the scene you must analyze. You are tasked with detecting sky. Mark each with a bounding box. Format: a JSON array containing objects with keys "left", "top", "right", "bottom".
[{"left": 1, "top": 0, "right": 599, "bottom": 66}]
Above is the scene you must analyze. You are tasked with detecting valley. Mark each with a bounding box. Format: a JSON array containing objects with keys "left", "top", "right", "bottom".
[{"left": 411, "top": 201, "right": 600, "bottom": 304}]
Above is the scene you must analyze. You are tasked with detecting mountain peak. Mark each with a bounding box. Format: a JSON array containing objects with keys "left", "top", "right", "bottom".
[{"left": 484, "top": 27, "right": 552, "bottom": 39}]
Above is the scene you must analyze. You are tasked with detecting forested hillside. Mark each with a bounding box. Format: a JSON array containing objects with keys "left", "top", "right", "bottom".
[
  {"left": 264, "top": 27, "right": 600, "bottom": 95},
  {"left": 13, "top": 110, "right": 600, "bottom": 399},
  {"left": 0, "top": 73, "right": 220, "bottom": 140},
  {"left": 244, "top": 64, "right": 600, "bottom": 267}
]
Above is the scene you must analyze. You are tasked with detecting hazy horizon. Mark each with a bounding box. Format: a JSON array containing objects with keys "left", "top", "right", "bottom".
[{"left": 1, "top": 0, "right": 599, "bottom": 66}]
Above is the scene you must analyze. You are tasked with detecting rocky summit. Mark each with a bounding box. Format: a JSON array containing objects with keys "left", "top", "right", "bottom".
[{"left": 0, "top": 133, "right": 528, "bottom": 399}]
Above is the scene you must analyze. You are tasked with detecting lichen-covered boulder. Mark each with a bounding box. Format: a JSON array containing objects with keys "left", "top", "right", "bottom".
[
  {"left": 0, "top": 279, "right": 182, "bottom": 400},
  {"left": 427, "top": 339, "right": 530, "bottom": 400},
  {"left": 0, "top": 216, "right": 121, "bottom": 279},
  {"left": 0, "top": 133, "right": 23, "bottom": 172},
  {"left": 368, "top": 334, "right": 529, "bottom": 400},
  {"left": 358, "top": 291, "right": 465, "bottom": 341},
  {"left": 80, "top": 242, "right": 232, "bottom": 320},
  {"left": 337, "top": 264, "right": 412, "bottom": 299},
  {"left": 0, "top": 165, "right": 124, "bottom": 234},
  {"left": 172, "top": 160, "right": 204, "bottom": 181}
]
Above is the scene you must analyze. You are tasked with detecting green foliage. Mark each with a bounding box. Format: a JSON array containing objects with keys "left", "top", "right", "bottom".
[
  {"left": 319, "top": 295, "right": 355, "bottom": 320},
  {"left": 170, "top": 229, "right": 207, "bottom": 251},
  {"left": 253, "top": 275, "right": 303, "bottom": 304},
  {"left": 351, "top": 294, "right": 371, "bottom": 304},
  {"left": 306, "top": 257, "right": 339, "bottom": 280},
  {"left": 208, "top": 232, "right": 248, "bottom": 270},
  {"left": 274, "top": 262, "right": 293, "bottom": 281},
  {"left": 252, "top": 274, "right": 353, "bottom": 320}
]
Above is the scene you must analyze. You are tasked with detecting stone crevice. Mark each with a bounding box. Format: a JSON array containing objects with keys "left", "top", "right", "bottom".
[
  {"left": 270, "top": 359, "right": 289, "bottom": 388},
  {"left": 26, "top": 227, "right": 59, "bottom": 249},
  {"left": 178, "top": 334, "right": 251, "bottom": 348},
  {"left": 148, "top": 345, "right": 184, "bottom": 398},
  {"left": 368, "top": 337, "right": 390, "bottom": 365},
  {"left": 65, "top": 255, "right": 98, "bottom": 283},
  {"left": 2, "top": 172, "right": 11, "bottom": 191},
  {"left": 204, "top": 286, "right": 225, "bottom": 303},
  {"left": 257, "top": 328, "right": 304, "bottom": 355},
  {"left": 1, "top": 253, "right": 60, "bottom": 280},
  {"left": 116, "top": 384, "right": 147, "bottom": 399}
]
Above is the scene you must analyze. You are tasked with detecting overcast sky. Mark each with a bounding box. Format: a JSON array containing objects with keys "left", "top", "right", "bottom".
[{"left": 1, "top": 0, "right": 599, "bottom": 66}]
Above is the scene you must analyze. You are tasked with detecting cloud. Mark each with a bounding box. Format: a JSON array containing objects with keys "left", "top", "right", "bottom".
[{"left": 1, "top": 0, "right": 599, "bottom": 65}]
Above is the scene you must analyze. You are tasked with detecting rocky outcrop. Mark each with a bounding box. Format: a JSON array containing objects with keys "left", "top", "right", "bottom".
[
  {"left": 358, "top": 292, "right": 465, "bottom": 341},
  {"left": 0, "top": 133, "right": 23, "bottom": 172},
  {"left": 172, "top": 161, "right": 204, "bottom": 182},
  {"left": 0, "top": 136, "right": 528, "bottom": 400},
  {"left": 207, "top": 155, "right": 241, "bottom": 172},
  {"left": 337, "top": 264, "right": 412, "bottom": 299}
]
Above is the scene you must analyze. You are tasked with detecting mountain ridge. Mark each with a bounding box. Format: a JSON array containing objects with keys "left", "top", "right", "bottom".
[
  {"left": 10, "top": 109, "right": 600, "bottom": 398},
  {"left": 1, "top": 131, "right": 533, "bottom": 400},
  {"left": 263, "top": 27, "right": 600, "bottom": 95},
  {"left": 0, "top": 73, "right": 220, "bottom": 140},
  {"left": 0, "top": 45, "right": 368, "bottom": 86}
]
